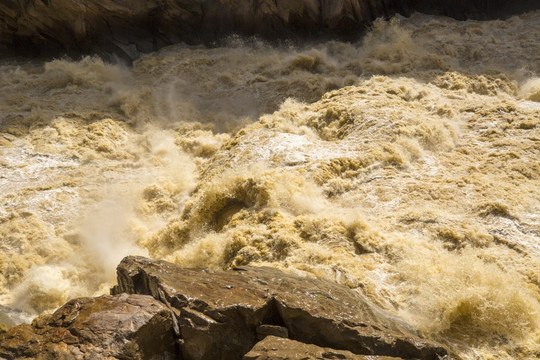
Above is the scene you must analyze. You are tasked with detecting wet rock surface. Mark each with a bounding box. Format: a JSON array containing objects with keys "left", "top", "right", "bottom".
[
  {"left": 244, "top": 336, "right": 402, "bottom": 360},
  {"left": 0, "top": 0, "right": 537, "bottom": 58},
  {"left": 0, "top": 293, "right": 176, "bottom": 360},
  {"left": 256, "top": 324, "right": 289, "bottom": 340},
  {"left": 0, "top": 256, "right": 452, "bottom": 359},
  {"left": 112, "top": 256, "right": 449, "bottom": 360}
]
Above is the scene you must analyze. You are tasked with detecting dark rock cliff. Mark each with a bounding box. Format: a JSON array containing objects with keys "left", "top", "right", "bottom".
[{"left": 0, "top": 0, "right": 538, "bottom": 59}]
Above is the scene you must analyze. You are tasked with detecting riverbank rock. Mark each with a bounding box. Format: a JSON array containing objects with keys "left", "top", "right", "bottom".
[
  {"left": 0, "top": 256, "right": 453, "bottom": 359},
  {"left": 243, "top": 336, "right": 401, "bottom": 360},
  {"left": 111, "top": 256, "right": 449, "bottom": 360},
  {"left": 0, "top": 293, "right": 176, "bottom": 360},
  {"left": 0, "top": 0, "right": 537, "bottom": 59}
]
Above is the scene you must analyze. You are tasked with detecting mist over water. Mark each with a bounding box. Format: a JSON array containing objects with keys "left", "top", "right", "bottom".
[{"left": 1, "top": 11, "right": 539, "bottom": 359}]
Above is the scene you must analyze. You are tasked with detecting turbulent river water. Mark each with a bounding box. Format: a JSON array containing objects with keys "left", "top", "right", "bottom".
[{"left": 1, "top": 11, "right": 539, "bottom": 360}]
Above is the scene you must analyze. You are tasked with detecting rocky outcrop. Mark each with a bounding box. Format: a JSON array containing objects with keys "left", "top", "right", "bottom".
[
  {"left": 0, "top": 293, "right": 176, "bottom": 359},
  {"left": 113, "top": 256, "right": 449, "bottom": 360},
  {"left": 0, "top": 256, "right": 453, "bottom": 359},
  {"left": 0, "top": 0, "right": 537, "bottom": 59}
]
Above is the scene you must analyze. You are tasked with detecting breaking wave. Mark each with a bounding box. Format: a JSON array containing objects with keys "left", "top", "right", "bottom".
[{"left": 0, "top": 11, "right": 539, "bottom": 359}]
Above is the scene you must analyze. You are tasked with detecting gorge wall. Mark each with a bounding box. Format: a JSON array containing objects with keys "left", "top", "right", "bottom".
[{"left": 1, "top": 0, "right": 538, "bottom": 58}]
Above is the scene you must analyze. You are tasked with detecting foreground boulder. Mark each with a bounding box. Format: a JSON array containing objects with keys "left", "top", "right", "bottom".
[
  {"left": 0, "top": 293, "right": 176, "bottom": 359},
  {"left": 0, "top": 256, "right": 452, "bottom": 359},
  {"left": 112, "top": 256, "right": 449, "bottom": 360},
  {"left": 0, "top": 0, "right": 537, "bottom": 58}
]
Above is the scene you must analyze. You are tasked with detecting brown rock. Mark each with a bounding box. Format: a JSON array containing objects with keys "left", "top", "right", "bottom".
[
  {"left": 244, "top": 336, "right": 403, "bottom": 360},
  {"left": 0, "top": 257, "right": 454, "bottom": 359},
  {"left": 0, "top": 293, "right": 177, "bottom": 360},
  {"left": 112, "top": 256, "right": 450, "bottom": 360},
  {"left": 256, "top": 324, "right": 288, "bottom": 340}
]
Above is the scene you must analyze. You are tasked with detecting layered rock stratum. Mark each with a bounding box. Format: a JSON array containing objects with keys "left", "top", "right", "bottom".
[
  {"left": 0, "top": 0, "right": 538, "bottom": 58},
  {"left": 0, "top": 256, "right": 452, "bottom": 359}
]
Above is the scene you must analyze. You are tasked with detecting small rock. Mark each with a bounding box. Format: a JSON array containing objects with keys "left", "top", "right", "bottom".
[
  {"left": 243, "top": 336, "right": 404, "bottom": 360},
  {"left": 256, "top": 324, "right": 289, "bottom": 340}
]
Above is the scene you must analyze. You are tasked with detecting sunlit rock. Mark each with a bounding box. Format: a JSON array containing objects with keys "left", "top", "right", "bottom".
[
  {"left": 112, "top": 255, "right": 450, "bottom": 360},
  {"left": 244, "top": 336, "right": 403, "bottom": 360},
  {"left": 0, "top": 293, "right": 176, "bottom": 359}
]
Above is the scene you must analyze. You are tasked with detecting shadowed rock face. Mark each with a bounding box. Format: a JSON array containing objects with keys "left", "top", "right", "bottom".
[
  {"left": 0, "top": 256, "right": 452, "bottom": 360},
  {"left": 0, "top": 0, "right": 537, "bottom": 59}
]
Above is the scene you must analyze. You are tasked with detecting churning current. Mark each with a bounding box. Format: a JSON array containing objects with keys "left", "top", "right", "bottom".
[{"left": 0, "top": 11, "right": 539, "bottom": 360}]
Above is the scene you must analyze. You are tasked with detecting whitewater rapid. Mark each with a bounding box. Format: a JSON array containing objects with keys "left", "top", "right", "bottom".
[{"left": 0, "top": 11, "right": 539, "bottom": 359}]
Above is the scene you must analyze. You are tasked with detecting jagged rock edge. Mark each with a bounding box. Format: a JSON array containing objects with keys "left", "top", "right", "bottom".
[{"left": 111, "top": 256, "right": 449, "bottom": 360}]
